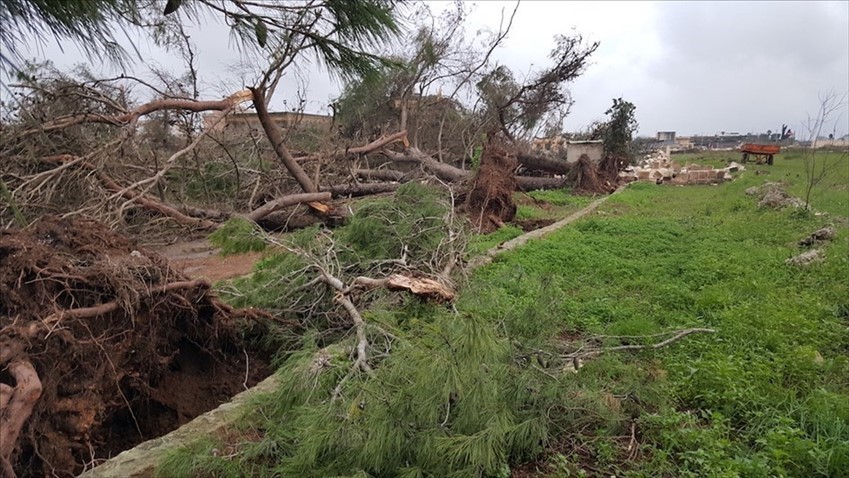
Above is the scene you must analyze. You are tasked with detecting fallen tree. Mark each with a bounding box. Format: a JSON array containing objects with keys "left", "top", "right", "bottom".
[
  {"left": 517, "top": 152, "right": 572, "bottom": 175},
  {"left": 0, "top": 216, "right": 277, "bottom": 477}
]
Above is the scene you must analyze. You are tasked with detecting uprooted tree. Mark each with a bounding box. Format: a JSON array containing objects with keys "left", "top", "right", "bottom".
[
  {"left": 1, "top": 0, "right": 615, "bottom": 237},
  {"left": 0, "top": 2, "right": 642, "bottom": 474}
]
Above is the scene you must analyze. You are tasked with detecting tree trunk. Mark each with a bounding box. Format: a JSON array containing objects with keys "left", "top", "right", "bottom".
[
  {"left": 517, "top": 153, "right": 572, "bottom": 175},
  {"left": 353, "top": 169, "right": 407, "bottom": 182},
  {"left": 322, "top": 182, "right": 401, "bottom": 198},
  {"left": 249, "top": 87, "right": 317, "bottom": 193},
  {"left": 515, "top": 176, "right": 569, "bottom": 190},
  {"left": 382, "top": 149, "right": 469, "bottom": 182}
]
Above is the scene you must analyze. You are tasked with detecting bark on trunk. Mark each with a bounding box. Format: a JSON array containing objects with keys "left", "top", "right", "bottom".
[
  {"left": 249, "top": 87, "right": 317, "bottom": 193},
  {"left": 353, "top": 169, "right": 407, "bottom": 182},
  {"left": 515, "top": 176, "right": 569, "bottom": 190},
  {"left": 322, "top": 182, "right": 401, "bottom": 198},
  {"left": 517, "top": 153, "right": 572, "bottom": 175},
  {"left": 258, "top": 211, "right": 322, "bottom": 231}
]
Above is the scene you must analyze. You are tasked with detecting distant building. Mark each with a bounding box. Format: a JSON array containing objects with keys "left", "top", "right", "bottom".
[
  {"left": 565, "top": 140, "right": 603, "bottom": 163},
  {"left": 203, "top": 110, "right": 332, "bottom": 135},
  {"left": 657, "top": 131, "right": 676, "bottom": 142},
  {"left": 530, "top": 137, "right": 603, "bottom": 163}
]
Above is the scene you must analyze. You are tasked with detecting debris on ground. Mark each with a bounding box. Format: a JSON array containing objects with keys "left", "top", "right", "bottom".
[
  {"left": 798, "top": 227, "right": 836, "bottom": 247},
  {"left": 786, "top": 249, "right": 824, "bottom": 266},
  {"left": 0, "top": 216, "right": 274, "bottom": 478},
  {"left": 618, "top": 150, "right": 743, "bottom": 185},
  {"left": 744, "top": 182, "right": 805, "bottom": 209},
  {"left": 758, "top": 190, "right": 804, "bottom": 209}
]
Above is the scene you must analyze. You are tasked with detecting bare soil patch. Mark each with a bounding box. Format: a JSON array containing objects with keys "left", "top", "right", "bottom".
[
  {"left": 0, "top": 217, "right": 272, "bottom": 477},
  {"left": 159, "top": 239, "right": 264, "bottom": 282}
]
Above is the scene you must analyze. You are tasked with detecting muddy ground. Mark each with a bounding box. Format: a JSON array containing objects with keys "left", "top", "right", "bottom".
[
  {"left": 0, "top": 217, "right": 274, "bottom": 477},
  {"left": 158, "top": 239, "right": 264, "bottom": 282}
]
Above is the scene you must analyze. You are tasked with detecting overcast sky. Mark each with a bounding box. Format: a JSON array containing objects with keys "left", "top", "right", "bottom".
[{"left": 8, "top": 0, "right": 849, "bottom": 137}]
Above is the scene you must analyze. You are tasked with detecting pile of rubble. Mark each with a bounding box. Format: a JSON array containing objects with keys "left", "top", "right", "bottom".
[
  {"left": 745, "top": 182, "right": 805, "bottom": 209},
  {"left": 618, "top": 150, "right": 744, "bottom": 185}
]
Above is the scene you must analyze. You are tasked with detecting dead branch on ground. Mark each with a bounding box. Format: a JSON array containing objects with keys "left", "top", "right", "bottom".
[{"left": 562, "top": 328, "right": 716, "bottom": 361}]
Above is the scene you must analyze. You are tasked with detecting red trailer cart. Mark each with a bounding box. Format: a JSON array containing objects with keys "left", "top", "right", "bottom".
[{"left": 740, "top": 143, "right": 780, "bottom": 165}]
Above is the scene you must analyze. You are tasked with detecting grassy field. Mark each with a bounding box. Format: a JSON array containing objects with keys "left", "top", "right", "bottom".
[
  {"left": 463, "top": 151, "right": 848, "bottom": 476},
  {"left": 158, "top": 151, "right": 848, "bottom": 477}
]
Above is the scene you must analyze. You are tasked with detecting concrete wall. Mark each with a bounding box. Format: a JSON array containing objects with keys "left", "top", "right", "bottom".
[
  {"left": 565, "top": 141, "right": 603, "bottom": 163},
  {"left": 204, "top": 112, "right": 332, "bottom": 135}
]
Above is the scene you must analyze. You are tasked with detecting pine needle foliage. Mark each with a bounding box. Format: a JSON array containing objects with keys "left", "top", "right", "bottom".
[
  {"left": 339, "top": 182, "right": 449, "bottom": 265},
  {"left": 2, "top": 0, "right": 404, "bottom": 80},
  {"left": 209, "top": 217, "right": 267, "bottom": 255},
  {"left": 159, "top": 182, "right": 640, "bottom": 477},
  {"left": 0, "top": 0, "right": 133, "bottom": 70}
]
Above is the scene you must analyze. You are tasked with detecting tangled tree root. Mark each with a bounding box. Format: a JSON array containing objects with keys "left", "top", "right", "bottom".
[
  {"left": 568, "top": 154, "right": 617, "bottom": 194},
  {"left": 0, "top": 216, "right": 274, "bottom": 478},
  {"left": 464, "top": 143, "right": 518, "bottom": 233}
]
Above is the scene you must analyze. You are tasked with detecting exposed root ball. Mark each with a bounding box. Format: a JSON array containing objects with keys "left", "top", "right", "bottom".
[
  {"left": 568, "top": 154, "right": 616, "bottom": 194},
  {"left": 464, "top": 143, "right": 518, "bottom": 233},
  {"left": 0, "top": 216, "right": 271, "bottom": 478}
]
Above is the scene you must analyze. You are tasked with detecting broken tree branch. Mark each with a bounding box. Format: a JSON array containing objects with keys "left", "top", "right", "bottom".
[
  {"left": 345, "top": 130, "right": 408, "bottom": 157},
  {"left": 381, "top": 148, "right": 469, "bottom": 182},
  {"left": 21, "top": 90, "right": 252, "bottom": 137},
  {"left": 563, "top": 328, "right": 716, "bottom": 360},
  {"left": 317, "top": 269, "right": 373, "bottom": 401},
  {"left": 322, "top": 182, "right": 401, "bottom": 198},
  {"left": 345, "top": 274, "right": 455, "bottom": 302},
  {"left": 247, "top": 192, "right": 332, "bottom": 222},
  {"left": 40, "top": 155, "right": 219, "bottom": 230},
  {"left": 353, "top": 168, "right": 407, "bottom": 182}
]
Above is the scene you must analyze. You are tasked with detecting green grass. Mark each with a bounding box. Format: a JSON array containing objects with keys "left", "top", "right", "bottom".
[
  {"left": 467, "top": 224, "right": 524, "bottom": 256},
  {"left": 158, "top": 156, "right": 848, "bottom": 477},
  {"left": 674, "top": 149, "right": 849, "bottom": 216},
  {"left": 462, "top": 156, "right": 849, "bottom": 476},
  {"left": 513, "top": 189, "right": 597, "bottom": 222}
]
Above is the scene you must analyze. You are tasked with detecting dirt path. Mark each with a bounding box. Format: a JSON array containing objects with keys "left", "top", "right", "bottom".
[{"left": 158, "top": 239, "right": 264, "bottom": 282}]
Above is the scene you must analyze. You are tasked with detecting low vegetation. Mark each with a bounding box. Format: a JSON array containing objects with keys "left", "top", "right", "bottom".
[{"left": 156, "top": 152, "right": 848, "bottom": 477}]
